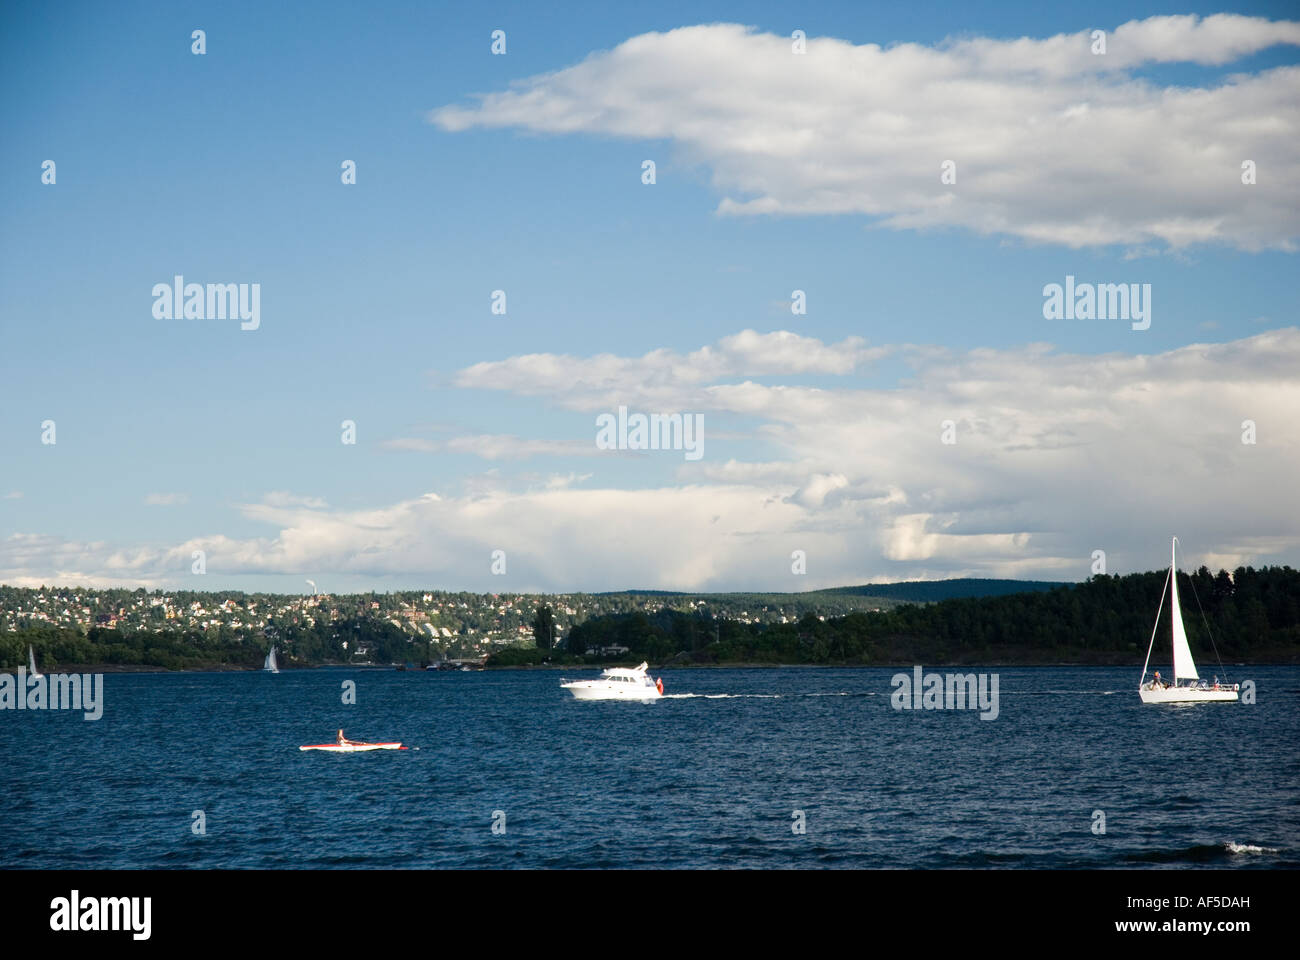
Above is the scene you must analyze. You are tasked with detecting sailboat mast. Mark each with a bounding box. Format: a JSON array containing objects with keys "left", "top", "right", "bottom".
[
  {"left": 1139, "top": 566, "right": 1171, "bottom": 687},
  {"left": 1170, "top": 538, "right": 1178, "bottom": 684}
]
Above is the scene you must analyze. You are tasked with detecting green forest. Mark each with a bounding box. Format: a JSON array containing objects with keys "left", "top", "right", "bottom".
[{"left": 538, "top": 565, "right": 1300, "bottom": 666}]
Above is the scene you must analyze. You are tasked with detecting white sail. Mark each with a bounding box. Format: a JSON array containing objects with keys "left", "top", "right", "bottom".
[
  {"left": 1169, "top": 539, "right": 1199, "bottom": 681},
  {"left": 264, "top": 646, "right": 280, "bottom": 673},
  {"left": 28, "top": 645, "right": 42, "bottom": 680}
]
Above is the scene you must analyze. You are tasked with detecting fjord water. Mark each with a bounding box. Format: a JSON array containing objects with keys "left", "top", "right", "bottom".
[{"left": 2, "top": 666, "right": 1296, "bottom": 869}]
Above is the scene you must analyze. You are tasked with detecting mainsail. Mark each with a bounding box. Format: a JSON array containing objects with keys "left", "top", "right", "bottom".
[
  {"left": 1169, "top": 539, "right": 1199, "bottom": 682},
  {"left": 28, "top": 645, "right": 42, "bottom": 680},
  {"left": 264, "top": 646, "right": 280, "bottom": 673}
]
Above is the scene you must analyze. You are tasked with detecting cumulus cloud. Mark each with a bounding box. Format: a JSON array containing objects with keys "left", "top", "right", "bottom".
[
  {"left": 430, "top": 16, "right": 1300, "bottom": 250},
  {"left": 4, "top": 328, "right": 1296, "bottom": 591}
]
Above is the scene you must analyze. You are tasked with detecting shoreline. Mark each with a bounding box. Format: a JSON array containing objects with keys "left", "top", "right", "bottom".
[{"left": 3, "top": 659, "right": 1291, "bottom": 675}]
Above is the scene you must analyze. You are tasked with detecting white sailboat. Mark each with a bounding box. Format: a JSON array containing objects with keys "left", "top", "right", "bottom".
[
  {"left": 1139, "top": 538, "right": 1238, "bottom": 703},
  {"left": 263, "top": 646, "right": 280, "bottom": 674},
  {"left": 28, "top": 645, "right": 42, "bottom": 680}
]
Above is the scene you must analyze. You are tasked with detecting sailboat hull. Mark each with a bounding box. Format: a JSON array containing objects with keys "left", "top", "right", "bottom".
[{"left": 1138, "top": 686, "right": 1238, "bottom": 703}]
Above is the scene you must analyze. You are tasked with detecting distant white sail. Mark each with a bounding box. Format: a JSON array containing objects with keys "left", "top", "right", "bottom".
[
  {"left": 1169, "top": 540, "right": 1199, "bottom": 682},
  {"left": 263, "top": 646, "right": 280, "bottom": 673},
  {"left": 28, "top": 645, "right": 42, "bottom": 680}
]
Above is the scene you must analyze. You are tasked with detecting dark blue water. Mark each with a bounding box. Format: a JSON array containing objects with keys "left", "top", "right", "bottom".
[{"left": 2, "top": 666, "right": 1296, "bottom": 868}]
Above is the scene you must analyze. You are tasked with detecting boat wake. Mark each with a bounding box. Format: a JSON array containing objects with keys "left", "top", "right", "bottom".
[
  {"left": 1018, "top": 690, "right": 1124, "bottom": 696},
  {"left": 661, "top": 691, "right": 875, "bottom": 700}
]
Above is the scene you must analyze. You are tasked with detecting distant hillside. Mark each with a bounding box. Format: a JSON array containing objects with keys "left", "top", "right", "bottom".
[
  {"left": 816, "top": 579, "right": 1068, "bottom": 603},
  {"left": 552, "top": 566, "right": 1300, "bottom": 666},
  {"left": 611, "top": 578, "right": 1070, "bottom": 605}
]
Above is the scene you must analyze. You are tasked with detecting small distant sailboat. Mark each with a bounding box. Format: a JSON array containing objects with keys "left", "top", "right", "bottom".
[
  {"left": 263, "top": 646, "right": 280, "bottom": 674},
  {"left": 28, "top": 645, "right": 42, "bottom": 680},
  {"left": 1139, "top": 538, "right": 1238, "bottom": 703}
]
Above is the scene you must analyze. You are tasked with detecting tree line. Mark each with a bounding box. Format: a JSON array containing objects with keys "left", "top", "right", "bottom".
[
  {"left": 528, "top": 565, "right": 1300, "bottom": 666},
  {"left": 1, "top": 616, "right": 415, "bottom": 671},
  {"left": 6, "top": 565, "right": 1297, "bottom": 669}
]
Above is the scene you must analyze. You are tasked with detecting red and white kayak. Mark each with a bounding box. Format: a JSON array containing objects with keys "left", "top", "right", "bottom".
[{"left": 299, "top": 741, "right": 407, "bottom": 752}]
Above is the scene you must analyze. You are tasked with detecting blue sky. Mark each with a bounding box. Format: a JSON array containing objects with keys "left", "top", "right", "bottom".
[{"left": 2, "top": 1, "right": 1298, "bottom": 593}]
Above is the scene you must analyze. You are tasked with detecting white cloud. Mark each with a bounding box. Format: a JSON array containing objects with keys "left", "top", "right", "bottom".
[
  {"left": 5, "top": 328, "right": 1297, "bottom": 591},
  {"left": 381, "top": 437, "right": 438, "bottom": 452},
  {"left": 144, "top": 493, "right": 189, "bottom": 506},
  {"left": 431, "top": 16, "right": 1300, "bottom": 251},
  {"left": 261, "top": 492, "right": 328, "bottom": 509},
  {"left": 455, "top": 328, "right": 884, "bottom": 410},
  {"left": 445, "top": 435, "right": 601, "bottom": 460}
]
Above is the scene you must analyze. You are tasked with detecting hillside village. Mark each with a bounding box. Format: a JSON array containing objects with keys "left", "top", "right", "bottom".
[{"left": 0, "top": 585, "right": 892, "bottom": 662}]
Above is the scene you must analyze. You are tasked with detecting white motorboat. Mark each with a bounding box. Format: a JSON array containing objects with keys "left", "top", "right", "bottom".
[
  {"left": 1138, "top": 538, "right": 1238, "bottom": 703},
  {"left": 561, "top": 661, "right": 664, "bottom": 701}
]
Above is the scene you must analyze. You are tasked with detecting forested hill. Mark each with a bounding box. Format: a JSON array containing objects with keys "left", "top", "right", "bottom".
[
  {"left": 560, "top": 566, "right": 1300, "bottom": 666},
  {"left": 815, "top": 578, "right": 1066, "bottom": 603},
  {"left": 608, "top": 578, "right": 1067, "bottom": 605}
]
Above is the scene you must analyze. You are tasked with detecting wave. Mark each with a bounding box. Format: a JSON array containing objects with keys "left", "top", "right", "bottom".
[
  {"left": 1125, "top": 841, "right": 1282, "bottom": 864},
  {"left": 1224, "top": 841, "right": 1280, "bottom": 855}
]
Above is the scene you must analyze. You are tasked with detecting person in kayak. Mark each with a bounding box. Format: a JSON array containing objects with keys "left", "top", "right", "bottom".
[{"left": 336, "top": 729, "right": 352, "bottom": 746}]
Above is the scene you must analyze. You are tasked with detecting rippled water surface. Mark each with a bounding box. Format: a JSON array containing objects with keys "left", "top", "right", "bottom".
[{"left": 2, "top": 666, "right": 1296, "bottom": 868}]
